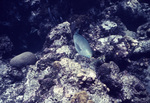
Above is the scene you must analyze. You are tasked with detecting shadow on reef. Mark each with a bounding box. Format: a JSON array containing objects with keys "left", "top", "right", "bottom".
[
  {"left": 130, "top": 52, "right": 150, "bottom": 60},
  {"left": 100, "top": 76, "right": 123, "bottom": 99},
  {"left": 116, "top": 1, "right": 147, "bottom": 32},
  {"left": 0, "top": 0, "right": 49, "bottom": 57}
]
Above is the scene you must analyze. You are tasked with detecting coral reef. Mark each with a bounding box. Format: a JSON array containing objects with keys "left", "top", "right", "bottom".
[{"left": 0, "top": 0, "right": 150, "bottom": 103}]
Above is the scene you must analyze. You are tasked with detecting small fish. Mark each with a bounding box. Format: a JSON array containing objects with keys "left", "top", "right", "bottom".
[{"left": 73, "top": 30, "right": 92, "bottom": 58}]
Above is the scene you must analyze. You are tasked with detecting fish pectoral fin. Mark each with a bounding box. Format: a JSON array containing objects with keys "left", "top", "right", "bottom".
[{"left": 75, "top": 43, "right": 82, "bottom": 52}]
